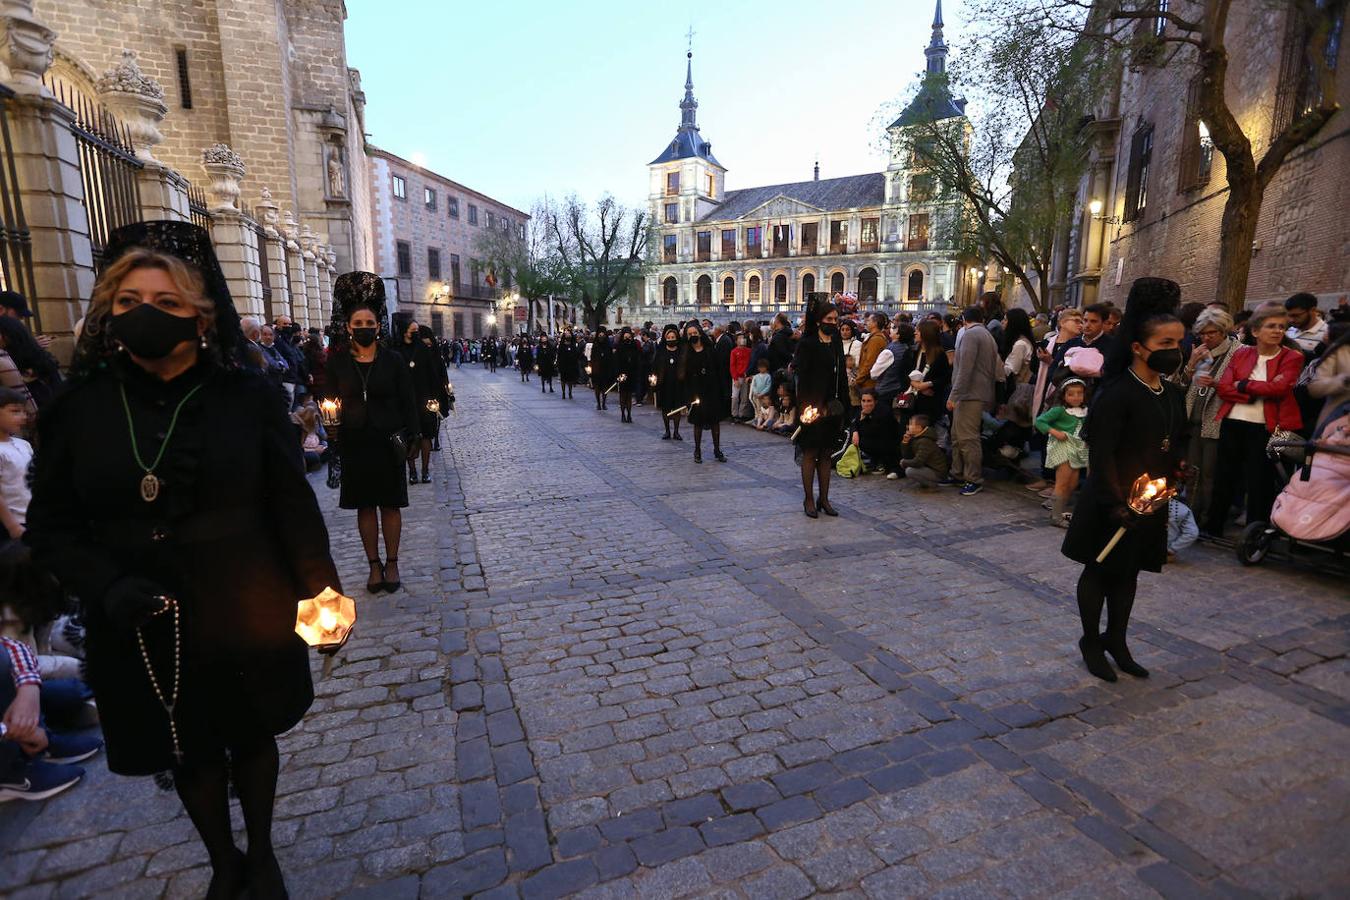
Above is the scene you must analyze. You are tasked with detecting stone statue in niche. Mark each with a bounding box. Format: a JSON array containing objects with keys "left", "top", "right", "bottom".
[{"left": 326, "top": 146, "right": 346, "bottom": 199}]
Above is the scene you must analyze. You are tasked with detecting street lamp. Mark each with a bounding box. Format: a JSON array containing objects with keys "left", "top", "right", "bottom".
[
  {"left": 487, "top": 313, "right": 498, "bottom": 326},
  {"left": 1088, "top": 198, "right": 1121, "bottom": 225}
]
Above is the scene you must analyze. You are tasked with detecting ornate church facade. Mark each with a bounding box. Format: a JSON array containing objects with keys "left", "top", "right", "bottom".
[{"left": 642, "top": 1, "right": 970, "bottom": 324}]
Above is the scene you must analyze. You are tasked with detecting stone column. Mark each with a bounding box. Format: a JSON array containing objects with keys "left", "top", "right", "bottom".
[
  {"left": 254, "top": 187, "right": 292, "bottom": 320},
  {"left": 95, "top": 50, "right": 188, "bottom": 222},
  {"left": 300, "top": 225, "right": 322, "bottom": 330},
  {"left": 199, "top": 144, "right": 263, "bottom": 316},
  {"left": 0, "top": 2, "right": 89, "bottom": 355},
  {"left": 282, "top": 212, "right": 309, "bottom": 328},
  {"left": 315, "top": 245, "right": 333, "bottom": 325}
]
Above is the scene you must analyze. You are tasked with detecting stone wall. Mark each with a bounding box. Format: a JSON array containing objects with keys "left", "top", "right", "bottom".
[{"left": 1098, "top": 2, "right": 1350, "bottom": 307}]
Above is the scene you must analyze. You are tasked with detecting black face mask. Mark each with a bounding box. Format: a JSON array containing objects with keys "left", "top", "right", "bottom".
[
  {"left": 110, "top": 303, "right": 200, "bottom": 360},
  {"left": 1144, "top": 347, "right": 1183, "bottom": 375},
  {"left": 351, "top": 327, "right": 378, "bottom": 348},
  {"left": 820, "top": 323, "right": 839, "bottom": 337}
]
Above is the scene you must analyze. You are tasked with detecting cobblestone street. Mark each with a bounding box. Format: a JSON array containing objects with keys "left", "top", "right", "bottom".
[{"left": 2, "top": 366, "right": 1348, "bottom": 899}]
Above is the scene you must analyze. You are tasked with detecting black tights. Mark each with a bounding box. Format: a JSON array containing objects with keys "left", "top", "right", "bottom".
[
  {"left": 406, "top": 439, "right": 431, "bottom": 479},
  {"left": 357, "top": 506, "right": 402, "bottom": 563},
  {"left": 694, "top": 422, "right": 720, "bottom": 454},
  {"left": 562, "top": 382, "right": 573, "bottom": 398},
  {"left": 1076, "top": 563, "right": 1139, "bottom": 640},
  {"left": 663, "top": 412, "right": 682, "bottom": 436},
  {"left": 800, "top": 449, "right": 832, "bottom": 506},
  {"left": 175, "top": 737, "right": 284, "bottom": 896},
  {"left": 594, "top": 386, "right": 607, "bottom": 409}
]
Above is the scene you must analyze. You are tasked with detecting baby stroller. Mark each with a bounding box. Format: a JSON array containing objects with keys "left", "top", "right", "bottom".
[{"left": 1236, "top": 400, "right": 1350, "bottom": 571}]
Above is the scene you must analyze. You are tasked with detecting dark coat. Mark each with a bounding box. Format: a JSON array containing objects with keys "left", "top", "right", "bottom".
[
  {"left": 398, "top": 339, "right": 447, "bottom": 437},
  {"left": 613, "top": 339, "right": 642, "bottom": 386},
  {"left": 556, "top": 340, "right": 581, "bottom": 384},
  {"left": 26, "top": 360, "right": 339, "bottom": 775},
  {"left": 653, "top": 342, "right": 684, "bottom": 412},
  {"left": 536, "top": 343, "right": 558, "bottom": 379},
  {"left": 589, "top": 338, "right": 614, "bottom": 387},
  {"left": 1062, "top": 374, "right": 1187, "bottom": 575},
  {"left": 768, "top": 328, "right": 796, "bottom": 375},
  {"left": 678, "top": 344, "right": 726, "bottom": 425},
  {"left": 326, "top": 348, "right": 419, "bottom": 510},
  {"left": 793, "top": 335, "right": 849, "bottom": 451},
  {"left": 517, "top": 344, "right": 535, "bottom": 371}
]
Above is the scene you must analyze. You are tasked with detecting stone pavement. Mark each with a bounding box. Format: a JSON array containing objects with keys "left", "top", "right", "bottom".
[{"left": 1, "top": 365, "right": 1347, "bottom": 899}]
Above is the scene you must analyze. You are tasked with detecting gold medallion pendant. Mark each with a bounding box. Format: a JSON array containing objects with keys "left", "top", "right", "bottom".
[{"left": 140, "top": 473, "right": 161, "bottom": 503}]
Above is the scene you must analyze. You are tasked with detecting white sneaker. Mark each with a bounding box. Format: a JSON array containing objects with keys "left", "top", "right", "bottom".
[{"left": 886, "top": 472, "right": 899, "bottom": 480}]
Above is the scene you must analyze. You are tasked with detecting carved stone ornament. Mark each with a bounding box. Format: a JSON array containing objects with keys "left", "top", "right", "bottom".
[
  {"left": 200, "top": 142, "right": 246, "bottom": 212},
  {"left": 256, "top": 186, "right": 281, "bottom": 234},
  {"left": 0, "top": 0, "right": 57, "bottom": 95},
  {"left": 281, "top": 210, "right": 300, "bottom": 248},
  {"left": 299, "top": 224, "right": 317, "bottom": 256},
  {"left": 96, "top": 50, "right": 168, "bottom": 163},
  {"left": 95, "top": 48, "right": 164, "bottom": 99}
]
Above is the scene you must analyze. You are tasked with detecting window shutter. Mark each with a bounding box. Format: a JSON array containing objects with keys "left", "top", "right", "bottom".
[{"left": 1124, "top": 127, "right": 1146, "bottom": 221}]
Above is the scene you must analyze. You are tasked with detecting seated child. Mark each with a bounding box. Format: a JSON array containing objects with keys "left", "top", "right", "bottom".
[
  {"left": 771, "top": 384, "right": 797, "bottom": 435},
  {"left": 1167, "top": 498, "right": 1199, "bottom": 559},
  {"left": 899, "top": 414, "right": 949, "bottom": 487},
  {"left": 750, "top": 359, "right": 773, "bottom": 406},
  {"left": 752, "top": 394, "right": 777, "bottom": 431}
]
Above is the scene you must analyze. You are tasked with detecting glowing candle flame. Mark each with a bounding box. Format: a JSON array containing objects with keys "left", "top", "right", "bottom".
[
  {"left": 318, "top": 606, "right": 338, "bottom": 633},
  {"left": 295, "top": 587, "right": 356, "bottom": 652},
  {"left": 425, "top": 399, "right": 440, "bottom": 414},
  {"left": 801, "top": 405, "right": 820, "bottom": 424},
  {"left": 648, "top": 374, "right": 657, "bottom": 386},
  {"left": 319, "top": 398, "right": 342, "bottom": 427}
]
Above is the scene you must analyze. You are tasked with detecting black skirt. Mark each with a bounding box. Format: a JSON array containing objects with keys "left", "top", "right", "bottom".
[
  {"left": 796, "top": 415, "right": 845, "bottom": 451},
  {"left": 417, "top": 410, "right": 440, "bottom": 440},
  {"left": 339, "top": 426, "right": 408, "bottom": 509}
]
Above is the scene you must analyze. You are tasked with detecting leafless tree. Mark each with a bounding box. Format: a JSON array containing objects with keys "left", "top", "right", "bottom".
[{"left": 539, "top": 195, "right": 649, "bottom": 330}]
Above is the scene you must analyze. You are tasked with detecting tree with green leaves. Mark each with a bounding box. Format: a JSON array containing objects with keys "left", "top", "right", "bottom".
[
  {"left": 876, "top": 3, "right": 1117, "bottom": 312},
  {"left": 538, "top": 194, "right": 649, "bottom": 332},
  {"left": 472, "top": 202, "right": 568, "bottom": 333}
]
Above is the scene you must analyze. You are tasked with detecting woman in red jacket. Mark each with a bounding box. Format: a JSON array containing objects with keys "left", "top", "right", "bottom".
[{"left": 1205, "top": 303, "right": 1305, "bottom": 537}]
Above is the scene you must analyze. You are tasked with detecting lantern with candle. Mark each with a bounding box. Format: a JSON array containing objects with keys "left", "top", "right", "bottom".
[
  {"left": 606, "top": 373, "right": 627, "bottom": 394},
  {"left": 425, "top": 399, "right": 441, "bottom": 415},
  {"left": 295, "top": 587, "right": 357, "bottom": 675},
  {"left": 790, "top": 405, "right": 820, "bottom": 442},
  {"left": 1095, "top": 473, "right": 1175, "bottom": 562},
  {"left": 669, "top": 396, "right": 700, "bottom": 417},
  {"left": 648, "top": 373, "right": 657, "bottom": 387},
  {"left": 318, "top": 398, "right": 342, "bottom": 428}
]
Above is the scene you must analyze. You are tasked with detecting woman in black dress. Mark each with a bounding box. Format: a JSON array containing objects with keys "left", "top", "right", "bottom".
[
  {"left": 26, "top": 221, "right": 339, "bottom": 899},
  {"left": 653, "top": 324, "right": 685, "bottom": 440},
  {"left": 537, "top": 337, "right": 557, "bottom": 393},
  {"left": 677, "top": 320, "right": 727, "bottom": 463},
  {"left": 613, "top": 326, "right": 642, "bottom": 423},
  {"left": 556, "top": 331, "right": 580, "bottom": 399},
  {"left": 1062, "top": 278, "right": 1187, "bottom": 682},
  {"left": 516, "top": 338, "right": 534, "bottom": 383},
  {"left": 325, "top": 273, "right": 418, "bottom": 594},
  {"left": 589, "top": 329, "right": 614, "bottom": 411},
  {"left": 392, "top": 313, "right": 442, "bottom": 485},
  {"left": 793, "top": 299, "right": 850, "bottom": 517}
]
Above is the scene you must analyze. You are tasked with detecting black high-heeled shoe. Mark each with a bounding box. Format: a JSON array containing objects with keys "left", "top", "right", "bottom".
[
  {"left": 803, "top": 499, "right": 819, "bottom": 519},
  {"left": 1078, "top": 635, "right": 1118, "bottom": 682},
  {"left": 818, "top": 498, "right": 838, "bottom": 516},
  {"left": 672, "top": 431, "right": 683, "bottom": 441},
  {"left": 1101, "top": 633, "right": 1149, "bottom": 678},
  {"left": 382, "top": 557, "right": 401, "bottom": 593},
  {"left": 713, "top": 449, "right": 727, "bottom": 463},
  {"left": 693, "top": 448, "right": 702, "bottom": 463},
  {"left": 205, "top": 847, "right": 247, "bottom": 900},
  {"left": 366, "top": 559, "right": 384, "bottom": 594},
  {"left": 420, "top": 473, "right": 432, "bottom": 484},
  {"left": 408, "top": 471, "right": 418, "bottom": 485}
]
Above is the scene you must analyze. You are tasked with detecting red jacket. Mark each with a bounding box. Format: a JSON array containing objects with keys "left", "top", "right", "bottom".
[
  {"left": 1215, "top": 344, "right": 1303, "bottom": 432},
  {"left": 730, "top": 345, "right": 751, "bottom": 379}
]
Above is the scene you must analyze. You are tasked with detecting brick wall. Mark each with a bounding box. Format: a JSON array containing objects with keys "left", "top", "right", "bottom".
[
  {"left": 366, "top": 147, "right": 530, "bottom": 335},
  {"left": 36, "top": 0, "right": 371, "bottom": 269},
  {"left": 1100, "top": 2, "right": 1350, "bottom": 308}
]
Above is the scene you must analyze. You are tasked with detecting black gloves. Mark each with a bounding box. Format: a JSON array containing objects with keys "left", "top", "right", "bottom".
[{"left": 103, "top": 576, "right": 172, "bottom": 629}]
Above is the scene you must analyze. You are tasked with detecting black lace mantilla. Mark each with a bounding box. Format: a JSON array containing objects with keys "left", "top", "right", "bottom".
[{"left": 100, "top": 220, "right": 244, "bottom": 362}]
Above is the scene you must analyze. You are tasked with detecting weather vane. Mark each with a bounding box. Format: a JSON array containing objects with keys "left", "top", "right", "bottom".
[{"left": 686, "top": 23, "right": 695, "bottom": 55}]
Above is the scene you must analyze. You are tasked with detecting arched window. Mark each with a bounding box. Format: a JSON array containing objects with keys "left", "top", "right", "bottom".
[
  {"left": 722, "top": 276, "right": 735, "bottom": 304},
  {"left": 748, "top": 275, "right": 761, "bottom": 304},
  {"left": 696, "top": 274, "right": 712, "bottom": 309},
  {"left": 907, "top": 269, "right": 924, "bottom": 301},
  {"left": 802, "top": 272, "right": 815, "bottom": 297},
  {"left": 858, "top": 267, "right": 878, "bottom": 304},
  {"left": 774, "top": 274, "right": 788, "bottom": 304},
  {"left": 662, "top": 276, "right": 678, "bottom": 305},
  {"left": 830, "top": 271, "right": 845, "bottom": 294}
]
